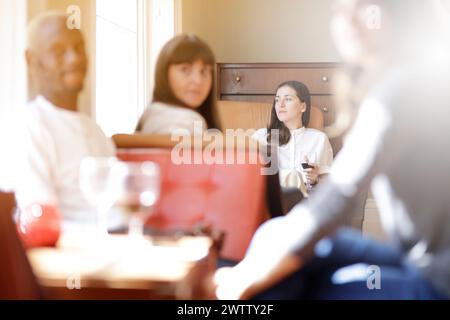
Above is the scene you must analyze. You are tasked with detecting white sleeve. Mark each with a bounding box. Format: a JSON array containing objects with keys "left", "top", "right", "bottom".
[
  {"left": 330, "top": 98, "right": 391, "bottom": 196},
  {"left": 140, "top": 108, "right": 207, "bottom": 135},
  {"left": 251, "top": 128, "right": 268, "bottom": 144},
  {"left": 90, "top": 121, "right": 116, "bottom": 156},
  {"left": 15, "top": 119, "right": 59, "bottom": 207},
  {"left": 165, "top": 115, "right": 206, "bottom": 134},
  {"left": 0, "top": 112, "right": 23, "bottom": 191},
  {"left": 136, "top": 108, "right": 150, "bottom": 132},
  {"left": 317, "top": 134, "right": 334, "bottom": 175}
]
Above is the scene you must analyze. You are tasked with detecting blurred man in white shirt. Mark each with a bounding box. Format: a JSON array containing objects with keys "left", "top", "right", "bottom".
[{"left": 14, "top": 12, "right": 119, "bottom": 231}]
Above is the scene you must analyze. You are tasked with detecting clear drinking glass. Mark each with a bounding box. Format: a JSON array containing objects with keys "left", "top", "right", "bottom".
[
  {"left": 115, "top": 161, "right": 161, "bottom": 238},
  {"left": 79, "top": 157, "right": 122, "bottom": 236}
]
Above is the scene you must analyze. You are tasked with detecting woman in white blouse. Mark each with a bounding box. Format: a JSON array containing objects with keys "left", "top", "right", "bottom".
[
  {"left": 253, "top": 81, "right": 333, "bottom": 191},
  {"left": 136, "top": 34, "right": 218, "bottom": 134}
]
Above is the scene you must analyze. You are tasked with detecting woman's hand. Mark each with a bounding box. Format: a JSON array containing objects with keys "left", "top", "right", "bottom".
[
  {"left": 212, "top": 217, "right": 305, "bottom": 300},
  {"left": 213, "top": 254, "right": 302, "bottom": 300},
  {"left": 303, "top": 163, "right": 320, "bottom": 185}
]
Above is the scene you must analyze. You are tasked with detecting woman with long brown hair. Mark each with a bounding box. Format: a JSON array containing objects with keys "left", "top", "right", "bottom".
[
  {"left": 253, "top": 81, "right": 333, "bottom": 192},
  {"left": 136, "top": 34, "right": 218, "bottom": 134}
]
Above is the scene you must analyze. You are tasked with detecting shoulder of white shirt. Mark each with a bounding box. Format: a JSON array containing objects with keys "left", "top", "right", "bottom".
[
  {"left": 252, "top": 128, "right": 268, "bottom": 142},
  {"left": 27, "top": 95, "right": 92, "bottom": 121},
  {"left": 142, "top": 102, "right": 205, "bottom": 126},
  {"left": 303, "top": 128, "right": 329, "bottom": 140},
  {"left": 150, "top": 102, "right": 203, "bottom": 118}
]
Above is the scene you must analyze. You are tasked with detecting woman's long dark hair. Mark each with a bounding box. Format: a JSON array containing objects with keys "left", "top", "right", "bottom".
[
  {"left": 138, "top": 34, "right": 218, "bottom": 130},
  {"left": 267, "top": 81, "right": 311, "bottom": 146}
]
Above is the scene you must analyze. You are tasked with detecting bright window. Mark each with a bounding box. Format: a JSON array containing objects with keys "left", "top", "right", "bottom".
[
  {"left": 0, "top": 0, "right": 27, "bottom": 120},
  {"left": 95, "top": 0, "right": 175, "bottom": 136},
  {"left": 149, "top": 0, "right": 175, "bottom": 82},
  {"left": 96, "top": 0, "right": 141, "bottom": 136},
  {"left": 0, "top": 0, "right": 27, "bottom": 190}
]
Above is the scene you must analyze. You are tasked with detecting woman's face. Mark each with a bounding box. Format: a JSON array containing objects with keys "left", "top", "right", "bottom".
[
  {"left": 275, "top": 86, "right": 306, "bottom": 129},
  {"left": 168, "top": 59, "right": 212, "bottom": 109}
]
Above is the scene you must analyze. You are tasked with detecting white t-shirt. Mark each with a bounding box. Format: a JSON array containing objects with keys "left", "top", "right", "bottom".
[
  {"left": 14, "top": 96, "right": 119, "bottom": 228},
  {"left": 0, "top": 107, "right": 26, "bottom": 192},
  {"left": 138, "top": 102, "right": 207, "bottom": 135},
  {"left": 252, "top": 127, "right": 333, "bottom": 189}
]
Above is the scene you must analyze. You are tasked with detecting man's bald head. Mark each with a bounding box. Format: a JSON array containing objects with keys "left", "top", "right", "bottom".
[
  {"left": 26, "top": 11, "right": 87, "bottom": 108},
  {"left": 27, "top": 11, "right": 69, "bottom": 52}
]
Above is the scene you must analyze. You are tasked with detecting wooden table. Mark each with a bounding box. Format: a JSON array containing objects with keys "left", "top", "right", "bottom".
[{"left": 27, "top": 234, "right": 216, "bottom": 299}]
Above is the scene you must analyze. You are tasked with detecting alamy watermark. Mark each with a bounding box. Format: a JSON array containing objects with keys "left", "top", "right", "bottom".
[
  {"left": 66, "top": 5, "right": 81, "bottom": 30},
  {"left": 364, "top": 5, "right": 382, "bottom": 30},
  {"left": 66, "top": 271, "right": 81, "bottom": 290},
  {"left": 366, "top": 265, "right": 381, "bottom": 290}
]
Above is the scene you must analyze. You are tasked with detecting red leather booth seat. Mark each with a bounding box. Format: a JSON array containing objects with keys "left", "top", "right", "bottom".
[
  {"left": 117, "top": 149, "right": 269, "bottom": 262},
  {"left": 0, "top": 192, "right": 41, "bottom": 299}
]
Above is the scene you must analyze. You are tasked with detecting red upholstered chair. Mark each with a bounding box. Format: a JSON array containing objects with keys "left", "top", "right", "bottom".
[
  {"left": 0, "top": 192, "right": 42, "bottom": 299},
  {"left": 117, "top": 148, "right": 269, "bottom": 262}
]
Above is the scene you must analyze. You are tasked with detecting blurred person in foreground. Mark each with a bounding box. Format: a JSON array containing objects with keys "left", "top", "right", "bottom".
[{"left": 213, "top": 0, "right": 450, "bottom": 299}]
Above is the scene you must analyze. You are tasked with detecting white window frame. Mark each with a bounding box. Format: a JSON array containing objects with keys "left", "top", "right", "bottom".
[
  {"left": 94, "top": 0, "right": 150, "bottom": 135},
  {"left": 94, "top": 0, "right": 177, "bottom": 135},
  {"left": 137, "top": 0, "right": 151, "bottom": 116},
  {"left": 0, "top": 0, "right": 27, "bottom": 190},
  {"left": 0, "top": 0, "right": 27, "bottom": 115},
  {"left": 146, "top": 0, "right": 178, "bottom": 106}
]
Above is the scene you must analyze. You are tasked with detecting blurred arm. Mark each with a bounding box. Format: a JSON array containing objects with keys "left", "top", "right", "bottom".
[{"left": 215, "top": 98, "right": 392, "bottom": 299}]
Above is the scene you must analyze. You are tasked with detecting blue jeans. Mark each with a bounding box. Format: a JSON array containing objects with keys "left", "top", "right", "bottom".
[{"left": 254, "top": 228, "right": 449, "bottom": 300}]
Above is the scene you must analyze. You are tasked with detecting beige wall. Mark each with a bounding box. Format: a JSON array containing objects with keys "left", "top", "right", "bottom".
[
  {"left": 181, "top": 0, "right": 339, "bottom": 63},
  {"left": 26, "top": 0, "right": 95, "bottom": 115},
  {"left": 180, "top": 0, "right": 209, "bottom": 40},
  {"left": 27, "top": 0, "right": 47, "bottom": 21}
]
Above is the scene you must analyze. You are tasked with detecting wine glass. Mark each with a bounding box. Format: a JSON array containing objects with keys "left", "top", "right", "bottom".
[
  {"left": 115, "top": 161, "right": 161, "bottom": 238},
  {"left": 79, "top": 157, "right": 122, "bottom": 236},
  {"left": 299, "top": 151, "right": 317, "bottom": 191}
]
